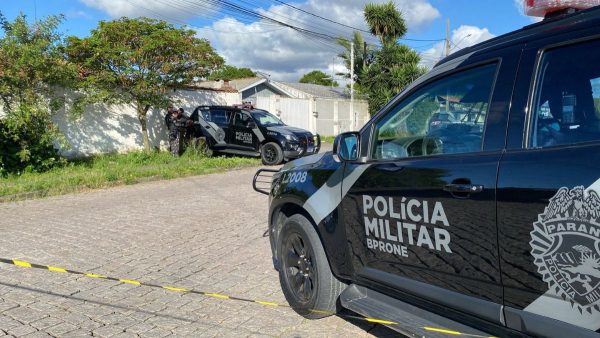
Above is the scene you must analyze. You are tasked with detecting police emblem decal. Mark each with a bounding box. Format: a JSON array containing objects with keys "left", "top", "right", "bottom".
[{"left": 530, "top": 186, "right": 600, "bottom": 314}]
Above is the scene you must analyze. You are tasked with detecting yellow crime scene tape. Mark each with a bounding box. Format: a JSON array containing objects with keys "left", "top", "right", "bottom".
[{"left": 0, "top": 258, "right": 495, "bottom": 337}]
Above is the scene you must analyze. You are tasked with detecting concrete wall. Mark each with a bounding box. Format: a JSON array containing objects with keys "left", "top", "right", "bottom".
[
  {"left": 255, "top": 96, "right": 369, "bottom": 136},
  {"left": 53, "top": 89, "right": 241, "bottom": 157}
]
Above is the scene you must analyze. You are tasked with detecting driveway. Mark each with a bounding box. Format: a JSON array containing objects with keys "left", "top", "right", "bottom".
[{"left": 0, "top": 163, "right": 395, "bottom": 337}]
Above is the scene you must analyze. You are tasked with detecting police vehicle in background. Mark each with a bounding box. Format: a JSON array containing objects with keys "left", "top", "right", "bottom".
[
  {"left": 190, "top": 105, "right": 320, "bottom": 165},
  {"left": 253, "top": 2, "right": 600, "bottom": 337}
]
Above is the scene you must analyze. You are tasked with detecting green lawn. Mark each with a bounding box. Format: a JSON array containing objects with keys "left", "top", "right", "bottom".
[
  {"left": 320, "top": 135, "right": 336, "bottom": 144},
  {"left": 0, "top": 151, "right": 260, "bottom": 202}
]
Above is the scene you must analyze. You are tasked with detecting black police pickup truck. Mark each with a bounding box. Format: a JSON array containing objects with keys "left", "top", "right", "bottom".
[
  {"left": 254, "top": 5, "right": 600, "bottom": 338},
  {"left": 190, "top": 105, "right": 319, "bottom": 165}
]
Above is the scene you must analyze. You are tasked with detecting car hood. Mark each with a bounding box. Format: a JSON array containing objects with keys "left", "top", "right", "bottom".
[
  {"left": 281, "top": 151, "right": 331, "bottom": 171},
  {"left": 266, "top": 125, "right": 313, "bottom": 137}
]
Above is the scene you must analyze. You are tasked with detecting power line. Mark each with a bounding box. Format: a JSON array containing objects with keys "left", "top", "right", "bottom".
[
  {"left": 271, "top": 0, "right": 372, "bottom": 34},
  {"left": 130, "top": 0, "right": 441, "bottom": 61},
  {"left": 268, "top": 0, "right": 445, "bottom": 42}
]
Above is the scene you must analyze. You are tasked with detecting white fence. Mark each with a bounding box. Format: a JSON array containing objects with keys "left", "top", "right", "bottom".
[
  {"left": 4, "top": 90, "right": 368, "bottom": 157},
  {"left": 256, "top": 96, "right": 369, "bottom": 136},
  {"left": 53, "top": 89, "right": 241, "bottom": 157}
]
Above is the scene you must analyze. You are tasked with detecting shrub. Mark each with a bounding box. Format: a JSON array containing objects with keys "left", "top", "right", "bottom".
[{"left": 0, "top": 104, "right": 65, "bottom": 176}]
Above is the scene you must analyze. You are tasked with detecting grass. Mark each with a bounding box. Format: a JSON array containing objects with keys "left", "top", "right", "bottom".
[
  {"left": 0, "top": 151, "right": 260, "bottom": 202},
  {"left": 320, "top": 135, "right": 336, "bottom": 144}
]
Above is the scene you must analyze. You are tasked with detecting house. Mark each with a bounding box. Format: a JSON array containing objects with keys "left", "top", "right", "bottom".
[
  {"left": 195, "top": 76, "right": 368, "bottom": 136},
  {"left": 222, "top": 76, "right": 350, "bottom": 103}
]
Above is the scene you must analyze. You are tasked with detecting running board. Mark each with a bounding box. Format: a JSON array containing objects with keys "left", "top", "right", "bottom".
[
  {"left": 340, "top": 284, "right": 495, "bottom": 338},
  {"left": 218, "top": 149, "right": 260, "bottom": 157}
]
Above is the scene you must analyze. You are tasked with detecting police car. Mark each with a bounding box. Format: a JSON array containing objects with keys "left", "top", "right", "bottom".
[
  {"left": 253, "top": 2, "right": 600, "bottom": 337},
  {"left": 190, "top": 105, "right": 320, "bottom": 165}
]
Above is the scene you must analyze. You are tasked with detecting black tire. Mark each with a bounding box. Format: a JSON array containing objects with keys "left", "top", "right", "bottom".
[
  {"left": 261, "top": 142, "right": 284, "bottom": 165},
  {"left": 204, "top": 138, "right": 215, "bottom": 157},
  {"left": 277, "top": 214, "right": 345, "bottom": 319}
]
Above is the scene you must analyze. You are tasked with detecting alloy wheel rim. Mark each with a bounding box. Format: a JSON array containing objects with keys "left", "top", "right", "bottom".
[
  {"left": 265, "top": 145, "right": 276, "bottom": 163},
  {"left": 283, "top": 233, "right": 315, "bottom": 303}
]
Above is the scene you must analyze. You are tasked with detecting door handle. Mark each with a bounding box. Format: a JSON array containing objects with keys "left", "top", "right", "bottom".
[{"left": 443, "top": 183, "right": 484, "bottom": 194}]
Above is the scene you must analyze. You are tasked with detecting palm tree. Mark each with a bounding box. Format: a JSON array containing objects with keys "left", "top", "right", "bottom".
[
  {"left": 336, "top": 32, "right": 373, "bottom": 86},
  {"left": 364, "top": 2, "right": 407, "bottom": 45}
]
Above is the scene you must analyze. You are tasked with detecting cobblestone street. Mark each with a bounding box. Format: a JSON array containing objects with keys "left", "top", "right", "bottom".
[{"left": 0, "top": 167, "right": 394, "bottom": 337}]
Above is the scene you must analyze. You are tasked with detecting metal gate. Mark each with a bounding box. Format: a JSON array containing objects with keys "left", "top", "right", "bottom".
[{"left": 256, "top": 97, "right": 310, "bottom": 130}]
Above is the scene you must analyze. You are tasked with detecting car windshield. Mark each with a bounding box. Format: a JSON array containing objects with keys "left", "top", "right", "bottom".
[{"left": 251, "top": 110, "right": 285, "bottom": 126}]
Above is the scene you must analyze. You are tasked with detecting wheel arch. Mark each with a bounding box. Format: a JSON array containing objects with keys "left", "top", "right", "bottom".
[
  {"left": 270, "top": 200, "right": 343, "bottom": 282},
  {"left": 261, "top": 136, "right": 285, "bottom": 149}
]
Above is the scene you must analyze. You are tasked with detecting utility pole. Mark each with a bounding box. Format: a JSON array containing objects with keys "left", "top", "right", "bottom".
[
  {"left": 350, "top": 41, "right": 355, "bottom": 131},
  {"left": 331, "top": 56, "right": 335, "bottom": 88},
  {"left": 445, "top": 19, "right": 451, "bottom": 57}
]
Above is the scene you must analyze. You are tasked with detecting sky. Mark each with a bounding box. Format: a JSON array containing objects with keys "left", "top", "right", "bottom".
[{"left": 1, "top": 0, "right": 537, "bottom": 82}]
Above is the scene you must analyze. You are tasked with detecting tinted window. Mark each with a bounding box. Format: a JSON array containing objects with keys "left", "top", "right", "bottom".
[
  {"left": 372, "top": 63, "right": 497, "bottom": 160},
  {"left": 234, "top": 111, "right": 252, "bottom": 128},
  {"left": 209, "top": 109, "right": 231, "bottom": 126},
  {"left": 251, "top": 110, "right": 284, "bottom": 126},
  {"left": 531, "top": 39, "right": 600, "bottom": 148}
]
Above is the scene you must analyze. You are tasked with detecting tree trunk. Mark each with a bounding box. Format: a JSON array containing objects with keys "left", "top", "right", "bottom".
[{"left": 137, "top": 103, "right": 151, "bottom": 153}]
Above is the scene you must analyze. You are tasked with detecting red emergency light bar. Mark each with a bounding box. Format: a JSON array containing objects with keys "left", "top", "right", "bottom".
[{"left": 525, "top": 0, "right": 600, "bottom": 17}]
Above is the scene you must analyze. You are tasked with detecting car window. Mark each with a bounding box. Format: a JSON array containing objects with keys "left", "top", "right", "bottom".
[
  {"left": 531, "top": 39, "right": 600, "bottom": 148},
  {"left": 251, "top": 110, "right": 284, "bottom": 126},
  {"left": 208, "top": 109, "right": 231, "bottom": 126},
  {"left": 372, "top": 63, "right": 497, "bottom": 160},
  {"left": 234, "top": 111, "right": 252, "bottom": 128}
]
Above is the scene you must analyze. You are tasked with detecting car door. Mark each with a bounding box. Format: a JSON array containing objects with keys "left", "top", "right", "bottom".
[
  {"left": 195, "top": 107, "right": 231, "bottom": 147},
  {"left": 231, "top": 110, "right": 257, "bottom": 150},
  {"left": 498, "top": 29, "right": 600, "bottom": 337},
  {"left": 339, "top": 46, "right": 521, "bottom": 326}
]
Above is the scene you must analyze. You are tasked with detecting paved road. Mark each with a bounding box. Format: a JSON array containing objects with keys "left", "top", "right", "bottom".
[{"left": 0, "top": 163, "right": 396, "bottom": 337}]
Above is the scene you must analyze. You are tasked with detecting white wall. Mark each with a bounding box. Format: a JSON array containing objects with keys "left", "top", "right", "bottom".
[
  {"left": 256, "top": 96, "right": 369, "bottom": 136},
  {"left": 53, "top": 89, "right": 241, "bottom": 157}
]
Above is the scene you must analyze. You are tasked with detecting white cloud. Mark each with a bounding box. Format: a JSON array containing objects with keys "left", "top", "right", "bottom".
[
  {"left": 196, "top": 0, "right": 440, "bottom": 81},
  {"left": 66, "top": 10, "right": 93, "bottom": 20},
  {"left": 79, "top": 0, "right": 217, "bottom": 20},
  {"left": 514, "top": 0, "right": 525, "bottom": 15},
  {"left": 514, "top": 0, "right": 543, "bottom": 22},
  {"left": 419, "top": 25, "right": 495, "bottom": 69},
  {"left": 80, "top": 0, "right": 441, "bottom": 82}
]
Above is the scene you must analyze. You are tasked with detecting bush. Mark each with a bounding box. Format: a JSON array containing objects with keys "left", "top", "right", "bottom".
[{"left": 0, "top": 104, "right": 65, "bottom": 176}]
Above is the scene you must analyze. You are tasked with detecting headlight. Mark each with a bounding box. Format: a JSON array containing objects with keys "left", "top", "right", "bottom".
[{"left": 284, "top": 134, "right": 299, "bottom": 142}]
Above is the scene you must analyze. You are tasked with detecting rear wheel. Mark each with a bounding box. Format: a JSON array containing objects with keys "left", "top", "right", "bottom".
[
  {"left": 261, "top": 142, "right": 284, "bottom": 165},
  {"left": 277, "top": 214, "right": 345, "bottom": 319}
]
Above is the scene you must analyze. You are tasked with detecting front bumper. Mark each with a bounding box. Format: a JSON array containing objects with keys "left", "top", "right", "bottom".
[{"left": 284, "top": 134, "right": 320, "bottom": 159}]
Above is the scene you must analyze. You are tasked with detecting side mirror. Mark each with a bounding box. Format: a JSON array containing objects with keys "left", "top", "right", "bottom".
[
  {"left": 333, "top": 132, "right": 360, "bottom": 161},
  {"left": 246, "top": 121, "right": 257, "bottom": 129}
]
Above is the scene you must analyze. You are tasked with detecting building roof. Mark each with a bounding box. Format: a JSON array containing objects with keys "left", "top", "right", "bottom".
[
  {"left": 228, "top": 77, "right": 266, "bottom": 92},
  {"left": 189, "top": 79, "right": 240, "bottom": 93},
  {"left": 192, "top": 76, "right": 351, "bottom": 99},
  {"left": 276, "top": 82, "right": 349, "bottom": 99}
]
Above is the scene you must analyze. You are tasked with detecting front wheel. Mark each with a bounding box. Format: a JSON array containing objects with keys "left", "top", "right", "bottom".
[
  {"left": 261, "top": 142, "right": 284, "bottom": 165},
  {"left": 277, "top": 214, "right": 345, "bottom": 319}
]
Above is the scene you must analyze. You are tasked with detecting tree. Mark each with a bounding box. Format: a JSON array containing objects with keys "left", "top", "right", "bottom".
[
  {"left": 361, "top": 2, "right": 426, "bottom": 114},
  {"left": 364, "top": 1, "right": 407, "bottom": 45},
  {"left": 336, "top": 31, "right": 374, "bottom": 89},
  {"left": 0, "top": 13, "right": 76, "bottom": 175},
  {"left": 207, "top": 65, "right": 255, "bottom": 80},
  {"left": 66, "top": 17, "right": 224, "bottom": 152},
  {"left": 299, "top": 70, "right": 338, "bottom": 87}
]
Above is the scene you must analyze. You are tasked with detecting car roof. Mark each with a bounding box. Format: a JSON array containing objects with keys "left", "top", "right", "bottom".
[
  {"left": 435, "top": 6, "right": 600, "bottom": 68},
  {"left": 195, "top": 105, "right": 239, "bottom": 110}
]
